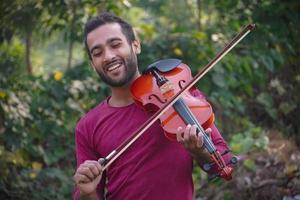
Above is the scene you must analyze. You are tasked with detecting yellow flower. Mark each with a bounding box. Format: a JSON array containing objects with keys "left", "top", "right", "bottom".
[
  {"left": 231, "top": 143, "right": 242, "bottom": 153},
  {"left": 0, "top": 91, "right": 6, "bottom": 98},
  {"left": 54, "top": 71, "right": 63, "bottom": 81},
  {"left": 32, "top": 161, "right": 43, "bottom": 171},
  {"left": 30, "top": 172, "right": 37, "bottom": 179},
  {"left": 173, "top": 48, "right": 183, "bottom": 56}
]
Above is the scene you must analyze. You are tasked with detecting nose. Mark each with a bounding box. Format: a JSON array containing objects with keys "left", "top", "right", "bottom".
[{"left": 103, "top": 48, "right": 116, "bottom": 62}]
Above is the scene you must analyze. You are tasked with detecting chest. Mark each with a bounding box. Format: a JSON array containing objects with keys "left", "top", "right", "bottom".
[{"left": 92, "top": 106, "right": 163, "bottom": 156}]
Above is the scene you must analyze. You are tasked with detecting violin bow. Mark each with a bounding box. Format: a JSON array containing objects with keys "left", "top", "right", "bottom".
[{"left": 98, "top": 24, "right": 256, "bottom": 171}]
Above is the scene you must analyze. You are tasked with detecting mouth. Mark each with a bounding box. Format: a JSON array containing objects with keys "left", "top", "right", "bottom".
[{"left": 106, "top": 60, "right": 123, "bottom": 72}]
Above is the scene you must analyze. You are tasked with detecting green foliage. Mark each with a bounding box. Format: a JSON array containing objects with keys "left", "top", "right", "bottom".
[
  {"left": 0, "top": 38, "right": 25, "bottom": 77},
  {"left": 0, "top": 0, "right": 42, "bottom": 36},
  {"left": 230, "top": 125, "right": 269, "bottom": 155},
  {"left": 0, "top": 63, "right": 107, "bottom": 199},
  {"left": 243, "top": 159, "right": 256, "bottom": 172}
]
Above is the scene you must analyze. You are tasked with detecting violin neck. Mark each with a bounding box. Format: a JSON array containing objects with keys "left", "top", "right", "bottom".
[{"left": 173, "top": 98, "right": 216, "bottom": 153}]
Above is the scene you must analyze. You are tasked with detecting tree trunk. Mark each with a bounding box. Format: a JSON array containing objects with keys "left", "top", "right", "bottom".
[
  {"left": 67, "top": 1, "right": 77, "bottom": 69},
  {"left": 196, "top": 0, "right": 202, "bottom": 31},
  {"left": 67, "top": 40, "right": 73, "bottom": 69},
  {"left": 25, "top": 31, "right": 32, "bottom": 75}
]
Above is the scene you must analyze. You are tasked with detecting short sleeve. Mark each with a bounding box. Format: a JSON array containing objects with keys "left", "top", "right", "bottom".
[{"left": 73, "top": 123, "right": 106, "bottom": 200}]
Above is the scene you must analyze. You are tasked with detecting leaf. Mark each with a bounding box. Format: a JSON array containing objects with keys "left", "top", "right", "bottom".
[
  {"left": 242, "top": 57, "right": 253, "bottom": 77},
  {"left": 212, "top": 72, "right": 226, "bottom": 88},
  {"left": 261, "top": 56, "right": 274, "bottom": 72},
  {"left": 241, "top": 137, "right": 255, "bottom": 153},
  {"left": 279, "top": 102, "right": 297, "bottom": 115},
  {"left": 244, "top": 84, "right": 254, "bottom": 97},
  {"left": 223, "top": 191, "right": 235, "bottom": 200},
  {"left": 284, "top": 164, "right": 299, "bottom": 178},
  {"left": 193, "top": 31, "right": 207, "bottom": 40},
  {"left": 267, "top": 108, "right": 278, "bottom": 120},
  {"left": 32, "top": 161, "right": 43, "bottom": 171},
  {"left": 256, "top": 92, "right": 274, "bottom": 108},
  {"left": 254, "top": 136, "right": 269, "bottom": 149},
  {"left": 244, "top": 159, "right": 256, "bottom": 172},
  {"left": 231, "top": 143, "right": 242, "bottom": 154}
]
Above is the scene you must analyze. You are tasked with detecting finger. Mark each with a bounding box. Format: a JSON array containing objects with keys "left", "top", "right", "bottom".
[
  {"left": 85, "top": 161, "right": 102, "bottom": 176},
  {"left": 186, "top": 124, "right": 198, "bottom": 148},
  {"left": 197, "top": 131, "right": 204, "bottom": 148},
  {"left": 176, "top": 126, "right": 184, "bottom": 142},
  {"left": 189, "top": 124, "right": 198, "bottom": 142},
  {"left": 198, "top": 127, "right": 211, "bottom": 148},
  {"left": 183, "top": 124, "right": 191, "bottom": 141},
  {"left": 77, "top": 166, "right": 95, "bottom": 180},
  {"left": 205, "top": 128, "right": 212, "bottom": 134},
  {"left": 86, "top": 163, "right": 102, "bottom": 177},
  {"left": 74, "top": 174, "right": 91, "bottom": 185},
  {"left": 205, "top": 128, "right": 212, "bottom": 139}
]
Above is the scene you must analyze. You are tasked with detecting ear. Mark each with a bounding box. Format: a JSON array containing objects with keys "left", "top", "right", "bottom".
[{"left": 132, "top": 40, "right": 141, "bottom": 55}]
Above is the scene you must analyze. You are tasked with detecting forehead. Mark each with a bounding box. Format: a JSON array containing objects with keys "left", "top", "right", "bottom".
[{"left": 86, "top": 23, "right": 127, "bottom": 49}]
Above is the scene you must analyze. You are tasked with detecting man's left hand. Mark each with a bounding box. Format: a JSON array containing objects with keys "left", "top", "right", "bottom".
[{"left": 176, "top": 124, "right": 212, "bottom": 156}]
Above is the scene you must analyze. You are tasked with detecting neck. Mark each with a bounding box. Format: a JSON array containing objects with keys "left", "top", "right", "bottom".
[
  {"left": 109, "top": 72, "right": 140, "bottom": 107},
  {"left": 109, "top": 86, "right": 133, "bottom": 107}
]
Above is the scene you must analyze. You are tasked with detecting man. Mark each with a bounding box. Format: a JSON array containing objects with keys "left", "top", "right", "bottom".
[{"left": 73, "top": 12, "right": 232, "bottom": 200}]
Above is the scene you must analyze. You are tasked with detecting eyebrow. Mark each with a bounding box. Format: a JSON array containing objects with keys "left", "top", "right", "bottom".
[{"left": 90, "top": 37, "right": 122, "bottom": 55}]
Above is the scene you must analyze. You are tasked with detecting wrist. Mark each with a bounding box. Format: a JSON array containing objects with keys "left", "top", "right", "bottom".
[
  {"left": 191, "top": 147, "right": 212, "bottom": 164},
  {"left": 79, "top": 190, "right": 98, "bottom": 200}
]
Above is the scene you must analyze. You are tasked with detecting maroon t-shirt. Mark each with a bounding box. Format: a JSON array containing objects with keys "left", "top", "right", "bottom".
[{"left": 74, "top": 90, "right": 231, "bottom": 200}]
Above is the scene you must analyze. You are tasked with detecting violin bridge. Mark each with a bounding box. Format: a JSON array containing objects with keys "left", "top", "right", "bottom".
[{"left": 160, "top": 82, "right": 175, "bottom": 98}]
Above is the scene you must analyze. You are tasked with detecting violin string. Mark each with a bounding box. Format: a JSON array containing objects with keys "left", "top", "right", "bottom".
[{"left": 176, "top": 98, "right": 216, "bottom": 153}]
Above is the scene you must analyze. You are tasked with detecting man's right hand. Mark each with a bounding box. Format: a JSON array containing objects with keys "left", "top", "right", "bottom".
[{"left": 73, "top": 160, "right": 103, "bottom": 198}]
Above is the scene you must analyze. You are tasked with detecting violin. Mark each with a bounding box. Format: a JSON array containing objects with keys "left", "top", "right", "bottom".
[
  {"left": 131, "top": 60, "right": 214, "bottom": 141},
  {"left": 131, "top": 59, "right": 234, "bottom": 180},
  {"left": 98, "top": 24, "right": 255, "bottom": 181}
]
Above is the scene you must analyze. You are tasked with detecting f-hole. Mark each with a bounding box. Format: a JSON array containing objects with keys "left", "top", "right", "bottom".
[
  {"left": 148, "top": 94, "right": 167, "bottom": 104},
  {"left": 178, "top": 80, "right": 186, "bottom": 89}
]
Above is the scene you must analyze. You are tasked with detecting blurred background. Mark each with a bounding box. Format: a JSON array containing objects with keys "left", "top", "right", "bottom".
[{"left": 0, "top": 0, "right": 299, "bottom": 199}]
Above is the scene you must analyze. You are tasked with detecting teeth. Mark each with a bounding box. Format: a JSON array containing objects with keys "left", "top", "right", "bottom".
[{"left": 107, "top": 63, "right": 121, "bottom": 72}]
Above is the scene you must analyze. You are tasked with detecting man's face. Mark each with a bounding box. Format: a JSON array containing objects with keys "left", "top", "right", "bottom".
[{"left": 87, "top": 23, "right": 140, "bottom": 87}]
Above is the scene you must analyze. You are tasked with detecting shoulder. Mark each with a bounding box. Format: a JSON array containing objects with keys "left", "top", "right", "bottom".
[{"left": 75, "top": 99, "right": 107, "bottom": 134}]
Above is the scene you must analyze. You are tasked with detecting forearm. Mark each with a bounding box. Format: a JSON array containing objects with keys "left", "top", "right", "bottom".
[{"left": 190, "top": 146, "right": 212, "bottom": 165}]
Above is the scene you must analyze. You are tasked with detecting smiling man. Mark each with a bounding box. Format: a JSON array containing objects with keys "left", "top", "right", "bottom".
[
  {"left": 88, "top": 23, "right": 139, "bottom": 88},
  {"left": 73, "top": 12, "right": 232, "bottom": 200}
]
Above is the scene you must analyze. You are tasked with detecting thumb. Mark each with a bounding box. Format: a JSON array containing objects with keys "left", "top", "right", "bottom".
[{"left": 204, "top": 128, "right": 212, "bottom": 139}]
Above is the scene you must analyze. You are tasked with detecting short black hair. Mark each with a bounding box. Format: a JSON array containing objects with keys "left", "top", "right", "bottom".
[{"left": 84, "top": 12, "right": 135, "bottom": 60}]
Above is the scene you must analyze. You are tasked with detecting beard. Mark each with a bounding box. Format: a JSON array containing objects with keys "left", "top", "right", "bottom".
[{"left": 95, "top": 49, "right": 138, "bottom": 87}]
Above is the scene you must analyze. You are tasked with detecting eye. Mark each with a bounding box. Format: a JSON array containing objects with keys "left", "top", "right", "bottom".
[
  {"left": 111, "top": 41, "right": 121, "bottom": 48},
  {"left": 92, "top": 50, "right": 102, "bottom": 57}
]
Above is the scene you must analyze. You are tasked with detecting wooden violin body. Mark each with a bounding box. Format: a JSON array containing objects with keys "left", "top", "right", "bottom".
[
  {"left": 131, "top": 59, "right": 234, "bottom": 180},
  {"left": 131, "top": 62, "right": 214, "bottom": 141}
]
